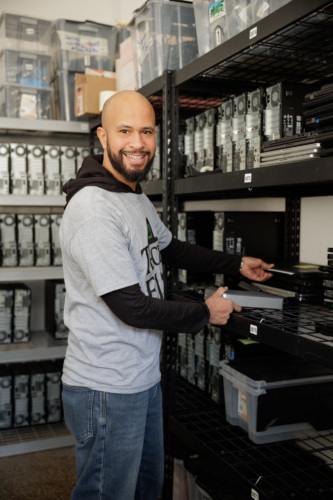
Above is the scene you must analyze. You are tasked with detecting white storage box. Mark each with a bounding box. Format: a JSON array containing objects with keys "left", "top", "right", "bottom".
[
  {"left": 0, "top": 84, "right": 53, "bottom": 119},
  {"left": 130, "top": 0, "right": 198, "bottom": 88},
  {"left": 52, "top": 20, "right": 118, "bottom": 74},
  {"left": 0, "top": 13, "right": 52, "bottom": 53},
  {"left": 0, "top": 49, "right": 52, "bottom": 87},
  {"left": 220, "top": 355, "right": 333, "bottom": 444}
]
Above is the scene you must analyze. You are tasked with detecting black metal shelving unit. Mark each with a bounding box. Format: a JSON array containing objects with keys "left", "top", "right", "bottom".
[
  {"left": 107, "top": 2, "right": 333, "bottom": 497},
  {"left": 86, "top": 2, "right": 333, "bottom": 496}
]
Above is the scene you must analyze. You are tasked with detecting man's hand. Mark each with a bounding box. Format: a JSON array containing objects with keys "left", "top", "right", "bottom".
[
  {"left": 205, "top": 286, "right": 242, "bottom": 326},
  {"left": 240, "top": 256, "right": 274, "bottom": 282}
]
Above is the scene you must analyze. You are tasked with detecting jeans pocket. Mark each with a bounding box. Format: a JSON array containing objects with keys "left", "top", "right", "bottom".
[{"left": 62, "top": 384, "right": 94, "bottom": 443}]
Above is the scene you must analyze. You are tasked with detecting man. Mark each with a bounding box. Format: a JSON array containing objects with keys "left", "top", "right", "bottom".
[{"left": 60, "top": 90, "right": 273, "bottom": 500}]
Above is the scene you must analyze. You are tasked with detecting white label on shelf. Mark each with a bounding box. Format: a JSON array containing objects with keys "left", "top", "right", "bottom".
[
  {"left": 244, "top": 173, "right": 252, "bottom": 183},
  {"left": 250, "top": 27, "right": 257, "bottom": 40},
  {"left": 250, "top": 324, "right": 258, "bottom": 335},
  {"left": 251, "top": 489, "right": 259, "bottom": 500}
]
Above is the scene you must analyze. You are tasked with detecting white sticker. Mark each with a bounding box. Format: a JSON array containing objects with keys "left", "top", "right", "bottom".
[
  {"left": 19, "top": 93, "right": 37, "bottom": 119},
  {"left": 244, "top": 173, "right": 252, "bottom": 183},
  {"left": 238, "top": 390, "right": 248, "bottom": 420},
  {"left": 250, "top": 324, "right": 258, "bottom": 335},
  {"left": 249, "top": 27, "right": 257, "bottom": 39}
]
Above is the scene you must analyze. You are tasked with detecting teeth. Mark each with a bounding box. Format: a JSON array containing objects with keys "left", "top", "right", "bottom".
[{"left": 125, "top": 154, "right": 145, "bottom": 159}]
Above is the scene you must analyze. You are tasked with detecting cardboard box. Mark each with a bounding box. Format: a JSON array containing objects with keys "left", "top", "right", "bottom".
[{"left": 74, "top": 74, "right": 116, "bottom": 117}]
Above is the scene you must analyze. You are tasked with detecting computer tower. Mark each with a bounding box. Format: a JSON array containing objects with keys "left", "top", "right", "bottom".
[
  {"left": 10, "top": 363, "right": 30, "bottom": 427},
  {"left": 264, "top": 83, "right": 305, "bottom": 141},
  {"left": 194, "top": 112, "right": 206, "bottom": 172},
  {"left": 0, "top": 213, "right": 18, "bottom": 267},
  {"left": 27, "top": 361, "right": 46, "bottom": 425},
  {"left": 34, "top": 214, "right": 51, "bottom": 266},
  {"left": 50, "top": 214, "right": 62, "bottom": 266},
  {"left": 60, "top": 146, "right": 76, "bottom": 191},
  {"left": 76, "top": 146, "right": 90, "bottom": 172},
  {"left": 0, "top": 284, "right": 14, "bottom": 344},
  {"left": 45, "top": 279, "right": 68, "bottom": 339},
  {"left": 40, "top": 359, "right": 63, "bottom": 423},
  {"left": 246, "top": 88, "right": 264, "bottom": 169},
  {"left": 44, "top": 145, "right": 61, "bottom": 195},
  {"left": 224, "top": 211, "right": 285, "bottom": 264},
  {"left": 10, "top": 143, "right": 28, "bottom": 195},
  {"left": 213, "top": 212, "right": 225, "bottom": 286},
  {"left": 0, "top": 364, "right": 12, "bottom": 429},
  {"left": 12, "top": 283, "right": 31, "bottom": 343},
  {"left": 203, "top": 108, "right": 216, "bottom": 171},
  {"left": 232, "top": 94, "right": 247, "bottom": 171},
  {"left": 27, "top": 145, "right": 45, "bottom": 195},
  {"left": 184, "top": 117, "right": 195, "bottom": 171},
  {"left": 17, "top": 214, "right": 34, "bottom": 267},
  {"left": 0, "top": 144, "right": 11, "bottom": 194},
  {"left": 177, "top": 212, "right": 215, "bottom": 285}
]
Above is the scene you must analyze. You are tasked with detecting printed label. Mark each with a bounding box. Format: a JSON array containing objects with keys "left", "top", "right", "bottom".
[{"left": 209, "top": 0, "right": 225, "bottom": 24}]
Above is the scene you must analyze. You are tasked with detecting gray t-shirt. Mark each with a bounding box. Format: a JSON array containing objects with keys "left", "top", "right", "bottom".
[{"left": 59, "top": 186, "right": 172, "bottom": 393}]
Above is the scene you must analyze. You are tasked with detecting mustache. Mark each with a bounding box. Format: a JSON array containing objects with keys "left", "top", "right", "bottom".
[{"left": 121, "top": 150, "right": 150, "bottom": 155}]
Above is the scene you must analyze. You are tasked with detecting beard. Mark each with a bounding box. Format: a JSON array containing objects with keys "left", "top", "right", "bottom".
[{"left": 106, "top": 140, "right": 155, "bottom": 183}]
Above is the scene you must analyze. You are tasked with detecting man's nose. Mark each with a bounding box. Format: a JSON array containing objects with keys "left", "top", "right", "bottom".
[{"left": 129, "top": 132, "right": 145, "bottom": 149}]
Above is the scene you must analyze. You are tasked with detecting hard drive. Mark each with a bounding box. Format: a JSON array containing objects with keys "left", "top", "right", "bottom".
[
  {"left": 223, "top": 290, "right": 284, "bottom": 309},
  {"left": 44, "top": 145, "right": 61, "bottom": 195},
  {"left": 10, "top": 363, "right": 30, "bottom": 427}
]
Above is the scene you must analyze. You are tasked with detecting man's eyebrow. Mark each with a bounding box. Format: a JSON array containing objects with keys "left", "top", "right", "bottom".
[{"left": 116, "top": 125, "right": 155, "bottom": 131}]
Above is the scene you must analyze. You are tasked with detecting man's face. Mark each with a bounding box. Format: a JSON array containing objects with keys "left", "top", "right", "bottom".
[
  {"left": 106, "top": 135, "right": 155, "bottom": 184},
  {"left": 103, "top": 95, "right": 156, "bottom": 184}
]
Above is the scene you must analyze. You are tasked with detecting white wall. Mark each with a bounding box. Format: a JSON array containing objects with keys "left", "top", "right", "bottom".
[{"left": 0, "top": 0, "right": 143, "bottom": 25}]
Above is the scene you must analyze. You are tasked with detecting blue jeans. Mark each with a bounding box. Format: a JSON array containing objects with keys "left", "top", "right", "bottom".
[{"left": 62, "top": 382, "right": 164, "bottom": 500}]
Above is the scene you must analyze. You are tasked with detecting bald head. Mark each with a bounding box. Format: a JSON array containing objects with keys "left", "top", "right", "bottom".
[{"left": 101, "top": 90, "right": 155, "bottom": 131}]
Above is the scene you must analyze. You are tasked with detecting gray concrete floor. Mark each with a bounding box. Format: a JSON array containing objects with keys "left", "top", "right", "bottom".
[{"left": 0, "top": 446, "right": 76, "bottom": 500}]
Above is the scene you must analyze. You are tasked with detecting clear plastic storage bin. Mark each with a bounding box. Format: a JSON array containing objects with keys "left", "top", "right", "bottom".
[
  {"left": 0, "top": 84, "right": 53, "bottom": 119},
  {"left": 50, "top": 70, "right": 87, "bottom": 122},
  {"left": 220, "top": 354, "right": 333, "bottom": 444},
  {"left": 194, "top": 0, "right": 291, "bottom": 57},
  {"left": 130, "top": 0, "right": 198, "bottom": 88},
  {"left": 0, "top": 49, "right": 52, "bottom": 87},
  {"left": 252, "top": 0, "right": 292, "bottom": 23},
  {"left": 52, "top": 20, "right": 118, "bottom": 74},
  {"left": 0, "top": 13, "right": 52, "bottom": 53}
]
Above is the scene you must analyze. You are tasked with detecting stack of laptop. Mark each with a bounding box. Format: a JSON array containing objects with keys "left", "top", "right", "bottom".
[
  {"left": 252, "top": 263, "right": 333, "bottom": 304},
  {"left": 303, "top": 83, "right": 333, "bottom": 132}
]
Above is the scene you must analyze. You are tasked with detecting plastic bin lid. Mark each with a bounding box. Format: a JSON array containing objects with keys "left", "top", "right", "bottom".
[{"left": 221, "top": 354, "right": 333, "bottom": 388}]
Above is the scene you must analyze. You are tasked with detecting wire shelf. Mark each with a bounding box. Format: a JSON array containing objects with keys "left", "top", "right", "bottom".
[{"left": 172, "top": 378, "right": 333, "bottom": 499}]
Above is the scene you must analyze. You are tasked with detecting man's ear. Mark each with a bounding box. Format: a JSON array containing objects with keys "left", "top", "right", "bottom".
[{"left": 97, "top": 127, "right": 107, "bottom": 149}]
